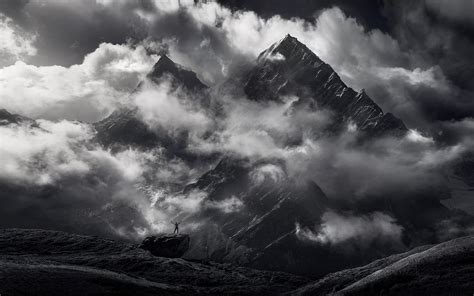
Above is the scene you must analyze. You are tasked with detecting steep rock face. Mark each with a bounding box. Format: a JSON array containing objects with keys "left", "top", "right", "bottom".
[
  {"left": 187, "top": 156, "right": 469, "bottom": 276},
  {"left": 244, "top": 35, "right": 406, "bottom": 136},
  {"left": 140, "top": 234, "right": 190, "bottom": 258},
  {"left": 147, "top": 55, "right": 208, "bottom": 91},
  {"left": 185, "top": 157, "right": 351, "bottom": 276}
]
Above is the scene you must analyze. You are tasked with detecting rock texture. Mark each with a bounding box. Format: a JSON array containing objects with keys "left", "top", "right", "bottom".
[
  {"left": 140, "top": 234, "right": 190, "bottom": 258},
  {"left": 185, "top": 157, "right": 335, "bottom": 276},
  {"left": 244, "top": 34, "right": 407, "bottom": 136}
]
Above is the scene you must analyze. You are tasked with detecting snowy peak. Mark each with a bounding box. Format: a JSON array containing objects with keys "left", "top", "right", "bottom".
[
  {"left": 147, "top": 55, "right": 208, "bottom": 91},
  {"left": 258, "top": 34, "right": 323, "bottom": 67}
]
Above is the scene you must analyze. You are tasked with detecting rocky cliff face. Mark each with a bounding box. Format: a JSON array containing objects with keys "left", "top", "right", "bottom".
[
  {"left": 244, "top": 34, "right": 407, "bottom": 136},
  {"left": 140, "top": 234, "right": 190, "bottom": 258}
]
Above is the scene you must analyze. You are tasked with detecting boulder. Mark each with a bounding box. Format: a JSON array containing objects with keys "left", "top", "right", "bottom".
[{"left": 139, "top": 234, "right": 190, "bottom": 258}]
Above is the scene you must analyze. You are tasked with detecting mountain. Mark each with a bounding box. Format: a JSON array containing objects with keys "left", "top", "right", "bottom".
[
  {"left": 244, "top": 34, "right": 406, "bottom": 136},
  {"left": 0, "top": 108, "right": 37, "bottom": 127},
  {"left": 178, "top": 36, "right": 464, "bottom": 277},
  {"left": 94, "top": 54, "right": 208, "bottom": 152},
  {"left": 291, "top": 235, "right": 474, "bottom": 295},
  {"left": 0, "top": 228, "right": 308, "bottom": 295},
  {"left": 146, "top": 54, "right": 208, "bottom": 91},
  {"left": 184, "top": 157, "right": 339, "bottom": 276},
  {"left": 184, "top": 157, "right": 452, "bottom": 277},
  {"left": 89, "top": 36, "right": 473, "bottom": 277}
]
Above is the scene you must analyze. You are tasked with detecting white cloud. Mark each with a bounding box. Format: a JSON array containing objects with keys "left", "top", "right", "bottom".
[
  {"left": 0, "top": 120, "right": 93, "bottom": 185},
  {"left": 0, "top": 14, "right": 37, "bottom": 66},
  {"left": 0, "top": 43, "right": 157, "bottom": 121},
  {"left": 406, "top": 129, "right": 434, "bottom": 144},
  {"left": 250, "top": 164, "right": 286, "bottom": 185},
  {"left": 206, "top": 196, "right": 244, "bottom": 213},
  {"left": 134, "top": 79, "right": 213, "bottom": 136},
  {"left": 296, "top": 211, "right": 403, "bottom": 246}
]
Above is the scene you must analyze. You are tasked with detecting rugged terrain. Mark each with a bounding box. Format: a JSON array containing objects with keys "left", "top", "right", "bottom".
[
  {"left": 2, "top": 35, "right": 473, "bottom": 278},
  {"left": 1, "top": 228, "right": 473, "bottom": 295},
  {"left": 0, "top": 228, "right": 307, "bottom": 295}
]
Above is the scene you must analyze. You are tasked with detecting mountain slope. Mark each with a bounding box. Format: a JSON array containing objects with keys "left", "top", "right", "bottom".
[
  {"left": 185, "top": 157, "right": 374, "bottom": 277},
  {"left": 244, "top": 34, "right": 406, "bottom": 136},
  {"left": 291, "top": 235, "right": 474, "bottom": 295},
  {"left": 0, "top": 108, "right": 37, "bottom": 127},
  {"left": 0, "top": 228, "right": 308, "bottom": 295}
]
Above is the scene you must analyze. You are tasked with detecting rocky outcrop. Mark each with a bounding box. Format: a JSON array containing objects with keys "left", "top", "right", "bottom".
[{"left": 139, "top": 234, "right": 190, "bottom": 258}]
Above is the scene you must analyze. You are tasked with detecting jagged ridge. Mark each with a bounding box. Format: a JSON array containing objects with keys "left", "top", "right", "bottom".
[{"left": 245, "top": 34, "right": 407, "bottom": 136}]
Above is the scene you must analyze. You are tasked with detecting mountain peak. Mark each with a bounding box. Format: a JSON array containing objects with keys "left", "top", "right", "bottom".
[
  {"left": 245, "top": 35, "right": 407, "bottom": 136},
  {"left": 147, "top": 55, "right": 207, "bottom": 90},
  {"left": 258, "top": 34, "right": 322, "bottom": 65}
]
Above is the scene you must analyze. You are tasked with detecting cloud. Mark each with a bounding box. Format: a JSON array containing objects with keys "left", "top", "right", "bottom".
[
  {"left": 250, "top": 163, "right": 286, "bottom": 185},
  {"left": 0, "top": 42, "right": 157, "bottom": 121},
  {"left": 206, "top": 196, "right": 244, "bottom": 213},
  {"left": 0, "top": 117, "right": 205, "bottom": 240},
  {"left": 2, "top": 1, "right": 467, "bottom": 132},
  {"left": 0, "top": 0, "right": 472, "bottom": 246},
  {"left": 134, "top": 78, "right": 213, "bottom": 136},
  {"left": 384, "top": 0, "right": 474, "bottom": 126},
  {"left": 426, "top": 0, "right": 474, "bottom": 28},
  {"left": 296, "top": 210, "right": 403, "bottom": 246},
  {"left": 0, "top": 13, "right": 36, "bottom": 66}
]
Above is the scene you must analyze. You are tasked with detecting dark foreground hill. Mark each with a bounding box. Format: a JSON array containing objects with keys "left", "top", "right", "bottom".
[
  {"left": 1, "top": 228, "right": 474, "bottom": 295},
  {"left": 291, "top": 235, "right": 474, "bottom": 296},
  {"left": 0, "top": 228, "right": 307, "bottom": 295}
]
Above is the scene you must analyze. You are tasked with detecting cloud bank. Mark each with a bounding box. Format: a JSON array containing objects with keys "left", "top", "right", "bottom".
[{"left": 296, "top": 211, "right": 404, "bottom": 246}]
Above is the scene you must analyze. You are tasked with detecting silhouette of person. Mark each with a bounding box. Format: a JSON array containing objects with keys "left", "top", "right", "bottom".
[{"left": 171, "top": 221, "right": 181, "bottom": 234}]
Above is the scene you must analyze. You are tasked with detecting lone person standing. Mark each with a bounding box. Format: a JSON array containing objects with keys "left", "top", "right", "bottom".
[{"left": 171, "top": 221, "right": 181, "bottom": 234}]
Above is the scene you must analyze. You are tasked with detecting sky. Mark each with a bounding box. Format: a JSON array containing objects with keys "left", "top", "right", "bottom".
[
  {"left": 0, "top": 0, "right": 473, "bottom": 134},
  {"left": 0, "top": 0, "right": 473, "bottom": 246}
]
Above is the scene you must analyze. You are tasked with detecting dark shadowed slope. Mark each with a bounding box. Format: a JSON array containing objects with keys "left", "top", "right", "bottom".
[
  {"left": 291, "top": 235, "right": 474, "bottom": 296},
  {"left": 0, "top": 228, "right": 308, "bottom": 295},
  {"left": 244, "top": 34, "right": 406, "bottom": 136},
  {"left": 0, "top": 108, "right": 37, "bottom": 127},
  {"left": 147, "top": 54, "right": 208, "bottom": 91}
]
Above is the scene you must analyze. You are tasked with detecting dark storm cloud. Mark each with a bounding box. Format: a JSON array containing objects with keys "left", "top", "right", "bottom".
[
  {"left": 382, "top": 0, "right": 474, "bottom": 126},
  {"left": 0, "top": 0, "right": 473, "bottom": 245},
  {"left": 217, "top": 0, "right": 390, "bottom": 32},
  {"left": 0, "top": 0, "right": 151, "bottom": 66}
]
